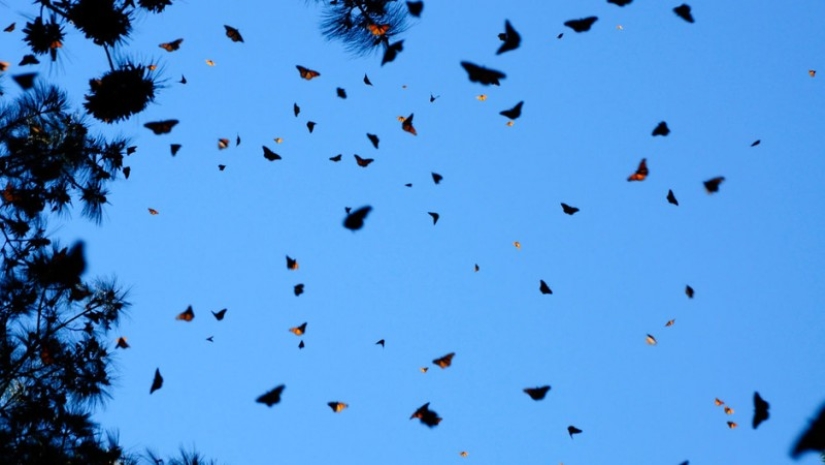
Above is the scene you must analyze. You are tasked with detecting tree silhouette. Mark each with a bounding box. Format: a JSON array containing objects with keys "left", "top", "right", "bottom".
[{"left": 306, "top": 0, "right": 412, "bottom": 57}]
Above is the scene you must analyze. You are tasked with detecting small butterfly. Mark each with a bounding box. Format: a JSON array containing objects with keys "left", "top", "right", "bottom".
[
  {"left": 406, "top": 1, "right": 423, "bottom": 17},
  {"left": 328, "top": 401, "right": 348, "bottom": 413},
  {"left": 293, "top": 103, "right": 300, "bottom": 117},
  {"left": 179, "top": 75, "right": 187, "bottom": 84},
  {"left": 411, "top": 402, "right": 442, "bottom": 427},
  {"left": 539, "top": 280, "right": 553, "bottom": 295},
  {"left": 428, "top": 212, "right": 439, "bottom": 225},
  {"left": 206, "top": 336, "right": 214, "bottom": 342},
  {"left": 150, "top": 368, "right": 163, "bottom": 394},
  {"left": 289, "top": 322, "right": 307, "bottom": 336},
  {"left": 13, "top": 73, "right": 37, "bottom": 90},
  {"left": 212, "top": 308, "right": 227, "bottom": 321},
  {"left": 627, "top": 158, "right": 648, "bottom": 181},
  {"left": 144, "top": 120, "right": 179, "bottom": 135},
  {"left": 433, "top": 352, "right": 455, "bottom": 369},
  {"left": 459, "top": 451, "right": 468, "bottom": 458},
  {"left": 218, "top": 164, "right": 226, "bottom": 171},
  {"left": 727, "top": 421, "right": 737, "bottom": 429},
  {"left": 564, "top": 17, "right": 598, "bottom": 32},
  {"left": 432, "top": 172, "right": 443, "bottom": 184},
  {"left": 808, "top": 70, "right": 816, "bottom": 78},
  {"left": 500, "top": 101, "right": 524, "bottom": 120},
  {"left": 364, "top": 74, "right": 373, "bottom": 86},
  {"left": 674, "top": 4, "right": 695, "bottom": 23},
  {"left": 514, "top": 241, "right": 521, "bottom": 249},
  {"left": 376, "top": 339, "right": 385, "bottom": 347},
  {"left": 286, "top": 255, "right": 299, "bottom": 270},
  {"left": 3, "top": 22, "right": 14, "bottom": 32},
  {"left": 608, "top": 0, "right": 633, "bottom": 5},
  {"left": 298, "top": 340, "right": 305, "bottom": 349},
  {"left": 307, "top": 121, "right": 316, "bottom": 133},
  {"left": 224, "top": 25, "right": 244, "bottom": 42},
  {"left": 402, "top": 113, "right": 417, "bottom": 135},
  {"left": 685, "top": 285, "right": 694, "bottom": 298},
  {"left": 115, "top": 337, "right": 130, "bottom": 349},
  {"left": 665, "top": 319, "right": 675, "bottom": 327},
  {"left": 274, "top": 137, "right": 283, "bottom": 144},
  {"left": 123, "top": 167, "right": 131, "bottom": 179},
  {"left": 524, "top": 385, "right": 551, "bottom": 400},
  {"left": 19, "top": 55, "right": 39, "bottom": 66},
  {"left": 263, "top": 146, "right": 282, "bottom": 161},
  {"left": 344, "top": 206, "right": 372, "bottom": 231},
  {"left": 330, "top": 154, "right": 342, "bottom": 162},
  {"left": 176, "top": 305, "right": 195, "bottom": 322},
  {"left": 715, "top": 398, "right": 725, "bottom": 406},
  {"left": 568, "top": 426, "right": 583, "bottom": 438},
  {"left": 205, "top": 59, "right": 215, "bottom": 66},
  {"left": 646, "top": 334, "right": 657, "bottom": 345},
  {"left": 381, "top": 40, "right": 404, "bottom": 65},
  {"left": 753, "top": 392, "right": 770, "bottom": 429},
  {"left": 476, "top": 94, "right": 487, "bottom": 101},
  {"left": 474, "top": 264, "right": 480, "bottom": 272},
  {"left": 367, "top": 133, "right": 380, "bottom": 149},
  {"left": 667, "top": 189, "right": 679, "bottom": 206},
  {"left": 148, "top": 208, "right": 159, "bottom": 215},
  {"left": 652, "top": 121, "right": 670, "bottom": 136},
  {"left": 704, "top": 177, "right": 725, "bottom": 193},
  {"left": 170, "top": 144, "right": 182, "bottom": 156},
  {"left": 751, "top": 139, "right": 761, "bottom": 147},
  {"left": 561, "top": 203, "right": 579, "bottom": 215},
  {"left": 354, "top": 154, "right": 374, "bottom": 167},
  {"left": 218, "top": 138, "right": 230, "bottom": 150},
  {"left": 420, "top": 367, "right": 428, "bottom": 373},
  {"left": 294, "top": 284, "right": 304, "bottom": 296},
  {"left": 159, "top": 38, "right": 183, "bottom": 52},
  {"left": 296, "top": 65, "right": 320, "bottom": 80},
  {"left": 256, "top": 384, "right": 285, "bottom": 407},
  {"left": 725, "top": 406, "right": 734, "bottom": 415},
  {"left": 430, "top": 94, "right": 439, "bottom": 103},
  {"left": 461, "top": 61, "right": 505, "bottom": 86}
]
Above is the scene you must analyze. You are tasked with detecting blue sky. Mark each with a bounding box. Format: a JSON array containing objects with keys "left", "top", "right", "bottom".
[{"left": 4, "top": 0, "right": 825, "bottom": 464}]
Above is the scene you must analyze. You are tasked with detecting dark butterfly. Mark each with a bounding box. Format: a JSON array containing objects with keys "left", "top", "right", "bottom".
[
  {"left": 256, "top": 384, "right": 285, "bottom": 407},
  {"left": 170, "top": 144, "right": 182, "bottom": 156},
  {"left": 497, "top": 20, "right": 521, "bottom": 55},
  {"left": 428, "top": 212, "right": 439, "bottom": 225},
  {"left": 685, "top": 285, "right": 694, "bottom": 298},
  {"left": 561, "top": 203, "right": 579, "bottom": 215},
  {"left": 539, "top": 280, "right": 553, "bottom": 295},
  {"left": 19, "top": 54, "right": 39, "bottom": 66},
  {"left": 753, "top": 392, "right": 770, "bottom": 429},
  {"left": 652, "top": 121, "right": 670, "bottom": 136},
  {"left": 382, "top": 40, "right": 404, "bottom": 65},
  {"left": 176, "top": 305, "right": 195, "bottom": 322},
  {"left": 627, "top": 158, "right": 648, "bottom": 181},
  {"left": 123, "top": 167, "right": 131, "bottom": 179},
  {"left": 557, "top": 33, "right": 564, "bottom": 39},
  {"left": 376, "top": 339, "right": 385, "bottom": 347},
  {"left": 337, "top": 87, "right": 347, "bottom": 99},
  {"left": 159, "top": 38, "right": 183, "bottom": 52},
  {"left": 791, "top": 402, "right": 825, "bottom": 458},
  {"left": 354, "top": 154, "right": 374, "bottom": 167},
  {"left": 179, "top": 75, "right": 187, "bottom": 84},
  {"left": 500, "top": 101, "right": 524, "bottom": 120},
  {"left": 704, "top": 177, "right": 724, "bottom": 193},
  {"left": 367, "top": 133, "right": 380, "bottom": 149},
  {"left": 568, "top": 425, "right": 583, "bottom": 438},
  {"left": 298, "top": 340, "right": 304, "bottom": 349},
  {"left": 218, "top": 164, "right": 226, "bottom": 171},
  {"left": 402, "top": 113, "right": 417, "bottom": 135},
  {"left": 344, "top": 205, "right": 372, "bottom": 231},
  {"left": 289, "top": 322, "right": 307, "bottom": 336},
  {"left": 115, "top": 337, "right": 130, "bottom": 349},
  {"left": 149, "top": 368, "right": 163, "bottom": 394},
  {"left": 524, "top": 385, "right": 551, "bottom": 400},
  {"left": 364, "top": 74, "right": 373, "bottom": 86},
  {"left": 405, "top": 183, "right": 413, "bottom": 187},
  {"left": 263, "top": 146, "right": 282, "bottom": 161},
  {"left": 751, "top": 139, "right": 761, "bottom": 147},
  {"left": 429, "top": 93, "right": 439, "bottom": 103},
  {"left": 294, "top": 284, "right": 304, "bottom": 296},
  {"left": 294, "top": 103, "right": 300, "bottom": 117},
  {"left": 218, "top": 138, "right": 230, "bottom": 150},
  {"left": 236, "top": 135, "right": 241, "bottom": 146},
  {"left": 460, "top": 61, "right": 506, "bottom": 86},
  {"left": 144, "top": 120, "right": 179, "bottom": 135},
  {"left": 307, "top": 121, "right": 316, "bottom": 133},
  {"left": 608, "top": 0, "right": 633, "bottom": 5},
  {"left": 127, "top": 146, "right": 137, "bottom": 155},
  {"left": 286, "top": 255, "right": 299, "bottom": 270},
  {"left": 212, "top": 308, "right": 227, "bottom": 321},
  {"left": 432, "top": 172, "right": 443, "bottom": 184},
  {"left": 328, "top": 401, "right": 348, "bottom": 413},
  {"left": 296, "top": 65, "right": 320, "bottom": 80},
  {"left": 667, "top": 189, "right": 679, "bottom": 206},
  {"left": 3, "top": 22, "right": 14, "bottom": 32},
  {"left": 224, "top": 25, "right": 243, "bottom": 42},
  {"left": 433, "top": 352, "right": 454, "bottom": 368},
  {"left": 564, "top": 17, "right": 598, "bottom": 33},
  {"left": 674, "top": 4, "right": 695, "bottom": 23},
  {"left": 411, "top": 402, "right": 442, "bottom": 427},
  {"left": 330, "top": 154, "right": 342, "bottom": 162},
  {"left": 12, "top": 73, "right": 37, "bottom": 90},
  {"left": 406, "top": 1, "right": 423, "bottom": 17},
  {"left": 207, "top": 335, "right": 215, "bottom": 342}
]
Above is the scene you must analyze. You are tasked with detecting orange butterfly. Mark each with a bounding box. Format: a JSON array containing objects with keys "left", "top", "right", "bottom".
[
  {"left": 433, "top": 352, "right": 455, "bottom": 369},
  {"left": 159, "top": 38, "right": 183, "bottom": 52},
  {"left": 289, "top": 322, "right": 307, "bottom": 336},
  {"left": 176, "top": 305, "right": 195, "bottom": 322},
  {"left": 401, "top": 113, "right": 417, "bottom": 135},
  {"left": 286, "top": 255, "right": 299, "bottom": 270},
  {"left": 627, "top": 158, "right": 648, "bottom": 181},
  {"left": 368, "top": 23, "right": 390, "bottom": 36},
  {"left": 296, "top": 65, "right": 320, "bottom": 80},
  {"left": 218, "top": 138, "right": 230, "bottom": 150},
  {"left": 144, "top": 120, "right": 179, "bottom": 135},
  {"left": 354, "top": 154, "right": 374, "bottom": 168},
  {"left": 328, "top": 401, "right": 348, "bottom": 413},
  {"left": 148, "top": 208, "right": 159, "bottom": 215}
]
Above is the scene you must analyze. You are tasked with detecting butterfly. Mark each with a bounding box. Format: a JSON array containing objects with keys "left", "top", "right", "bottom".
[
  {"left": 667, "top": 189, "right": 679, "bottom": 206},
  {"left": 752, "top": 392, "right": 770, "bottom": 429},
  {"left": 381, "top": 40, "right": 404, "bottom": 65},
  {"left": 376, "top": 339, "right": 385, "bottom": 347},
  {"left": 497, "top": 20, "right": 521, "bottom": 55},
  {"left": 328, "top": 401, "right": 348, "bottom": 413},
  {"left": 665, "top": 319, "right": 675, "bottom": 327},
  {"left": 148, "top": 208, "right": 159, "bottom": 215},
  {"left": 627, "top": 158, "right": 648, "bottom": 181},
  {"left": 433, "top": 352, "right": 455, "bottom": 368},
  {"left": 646, "top": 334, "right": 657, "bottom": 345},
  {"left": 568, "top": 426, "right": 583, "bottom": 438},
  {"left": 402, "top": 113, "right": 417, "bottom": 135},
  {"left": 298, "top": 340, "right": 304, "bottom": 349},
  {"left": 150, "top": 368, "right": 163, "bottom": 394},
  {"left": 170, "top": 144, "right": 182, "bottom": 156},
  {"left": 652, "top": 121, "right": 670, "bottom": 136},
  {"left": 561, "top": 203, "right": 579, "bottom": 215},
  {"left": 704, "top": 177, "right": 725, "bottom": 193},
  {"left": 808, "top": 70, "right": 816, "bottom": 78},
  {"left": 405, "top": 183, "right": 413, "bottom": 187},
  {"left": 344, "top": 205, "right": 372, "bottom": 231},
  {"left": 206, "top": 336, "right": 214, "bottom": 342},
  {"left": 0, "top": 62, "right": 9, "bottom": 72},
  {"left": 539, "top": 280, "right": 553, "bottom": 295},
  {"left": 274, "top": 137, "right": 283, "bottom": 144},
  {"left": 685, "top": 285, "right": 694, "bottom": 298},
  {"left": 212, "top": 308, "right": 227, "bottom": 321},
  {"left": 293, "top": 103, "right": 300, "bottom": 117},
  {"left": 296, "top": 65, "right": 320, "bottom": 80},
  {"left": 364, "top": 74, "right": 373, "bottom": 86},
  {"left": 514, "top": 241, "right": 521, "bottom": 249},
  {"left": 429, "top": 94, "right": 439, "bottom": 103},
  {"left": 144, "top": 120, "right": 179, "bottom": 135},
  {"left": 3, "top": 22, "right": 14, "bottom": 32},
  {"left": 461, "top": 61, "right": 506, "bottom": 85},
  {"left": 122, "top": 167, "right": 131, "bottom": 179},
  {"left": 330, "top": 154, "right": 342, "bottom": 162},
  {"left": 256, "top": 384, "right": 285, "bottom": 407},
  {"left": 411, "top": 402, "right": 442, "bottom": 427},
  {"left": 218, "top": 138, "right": 230, "bottom": 150},
  {"left": 159, "top": 38, "right": 183, "bottom": 52},
  {"left": 725, "top": 406, "right": 735, "bottom": 415},
  {"left": 524, "top": 385, "right": 551, "bottom": 400},
  {"left": 286, "top": 255, "right": 299, "bottom": 270},
  {"left": 126, "top": 146, "right": 137, "bottom": 155},
  {"left": 306, "top": 121, "right": 316, "bottom": 133},
  {"left": 459, "top": 451, "right": 468, "bottom": 458},
  {"left": 368, "top": 23, "right": 390, "bottom": 36},
  {"left": 564, "top": 17, "right": 598, "bottom": 32},
  {"left": 115, "top": 337, "right": 130, "bottom": 349},
  {"left": 608, "top": 0, "right": 633, "bottom": 5},
  {"left": 366, "top": 133, "right": 380, "bottom": 149},
  {"left": 474, "top": 264, "right": 480, "bottom": 272},
  {"left": 791, "top": 403, "right": 825, "bottom": 457},
  {"left": 727, "top": 421, "right": 738, "bottom": 429},
  {"left": 179, "top": 75, "right": 187, "bottom": 84},
  {"left": 218, "top": 164, "right": 226, "bottom": 171},
  {"left": 294, "top": 284, "right": 304, "bottom": 296},
  {"left": 13, "top": 73, "right": 37, "bottom": 90},
  {"left": 715, "top": 398, "right": 725, "bottom": 406},
  {"left": 354, "top": 154, "right": 374, "bottom": 167},
  {"left": 420, "top": 367, "right": 429, "bottom": 373},
  {"left": 205, "top": 59, "right": 215, "bottom": 66},
  {"left": 428, "top": 212, "right": 439, "bottom": 225},
  {"left": 336, "top": 87, "right": 347, "bottom": 99},
  {"left": 751, "top": 139, "right": 761, "bottom": 147},
  {"left": 224, "top": 25, "right": 243, "bottom": 42},
  {"left": 500, "top": 101, "right": 524, "bottom": 120},
  {"left": 176, "top": 305, "right": 195, "bottom": 322},
  {"left": 674, "top": 4, "right": 695, "bottom": 23},
  {"left": 263, "top": 146, "right": 282, "bottom": 161},
  {"left": 289, "top": 322, "right": 307, "bottom": 336},
  {"left": 19, "top": 55, "right": 39, "bottom": 66},
  {"left": 236, "top": 135, "right": 241, "bottom": 146},
  {"left": 406, "top": 1, "right": 423, "bottom": 17},
  {"left": 432, "top": 172, "right": 443, "bottom": 184},
  {"left": 476, "top": 94, "right": 487, "bottom": 101}
]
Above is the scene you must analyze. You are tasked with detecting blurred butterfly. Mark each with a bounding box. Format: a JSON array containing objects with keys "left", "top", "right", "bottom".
[
  {"left": 298, "top": 340, "right": 304, "bottom": 349},
  {"left": 354, "top": 154, "right": 374, "bottom": 167},
  {"left": 263, "top": 146, "right": 282, "bottom": 161},
  {"left": 236, "top": 135, "right": 241, "bottom": 146},
  {"left": 289, "top": 322, "right": 307, "bottom": 336},
  {"left": 224, "top": 25, "right": 243, "bottom": 42},
  {"left": 474, "top": 264, "right": 480, "bottom": 272},
  {"left": 212, "top": 308, "right": 227, "bottom": 321},
  {"left": 150, "top": 368, "right": 163, "bottom": 394},
  {"left": 376, "top": 339, "right": 385, "bottom": 347},
  {"left": 514, "top": 241, "right": 521, "bottom": 249},
  {"left": 0, "top": 62, "right": 9, "bottom": 72},
  {"left": 753, "top": 392, "right": 770, "bottom": 429},
  {"left": 170, "top": 144, "right": 181, "bottom": 156},
  {"left": 667, "top": 189, "right": 679, "bottom": 206},
  {"left": 564, "top": 17, "right": 598, "bottom": 32},
  {"left": 685, "top": 285, "right": 694, "bottom": 298},
  {"left": 407, "top": 1, "right": 423, "bottom": 17},
  {"left": 791, "top": 403, "right": 825, "bottom": 457},
  {"left": 476, "top": 94, "right": 487, "bottom": 101},
  {"left": 428, "top": 212, "right": 439, "bottom": 225},
  {"left": 127, "top": 146, "right": 137, "bottom": 155},
  {"left": 433, "top": 352, "right": 455, "bottom": 368},
  {"left": 294, "top": 284, "right": 304, "bottom": 296},
  {"left": 459, "top": 451, "right": 468, "bottom": 458},
  {"left": 296, "top": 65, "right": 320, "bottom": 80},
  {"left": 646, "top": 334, "right": 657, "bottom": 345},
  {"left": 715, "top": 398, "right": 725, "bottom": 406},
  {"left": 652, "top": 121, "right": 670, "bottom": 136},
  {"left": 561, "top": 203, "right": 579, "bottom": 215},
  {"left": 405, "top": 183, "right": 413, "bottom": 187},
  {"left": 665, "top": 319, "right": 675, "bottom": 327},
  {"left": 727, "top": 421, "right": 737, "bottom": 429},
  {"left": 176, "top": 305, "right": 195, "bottom": 322},
  {"left": 206, "top": 336, "right": 214, "bottom": 342},
  {"left": 432, "top": 172, "right": 443, "bottom": 184},
  {"left": 524, "top": 385, "right": 551, "bottom": 400},
  {"left": 368, "top": 23, "right": 390, "bottom": 36},
  {"left": 539, "top": 280, "right": 553, "bottom": 295},
  {"left": 344, "top": 205, "right": 372, "bottom": 231},
  {"left": 19, "top": 55, "right": 39, "bottom": 66},
  {"left": 367, "top": 133, "right": 380, "bottom": 148},
  {"left": 330, "top": 154, "right": 342, "bottom": 162},
  {"left": 336, "top": 87, "right": 347, "bottom": 99},
  {"left": 144, "top": 120, "right": 179, "bottom": 135},
  {"left": 725, "top": 406, "right": 735, "bottom": 415},
  {"left": 568, "top": 426, "right": 583, "bottom": 438},
  {"left": 674, "top": 4, "right": 695, "bottom": 23},
  {"left": 751, "top": 139, "right": 761, "bottom": 147},
  {"left": 179, "top": 75, "right": 187, "bottom": 84},
  {"left": 420, "top": 367, "right": 428, "bottom": 373},
  {"left": 148, "top": 208, "right": 159, "bottom": 215},
  {"left": 115, "top": 337, "right": 130, "bottom": 349},
  {"left": 205, "top": 59, "right": 215, "bottom": 66},
  {"left": 430, "top": 94, "right": 439, "bottom": 102},
  {"left": 381, "top": 40, "right": 403, "bottom": 66},
  {"left": 500, "top": 101, "right": 524, "bottom": 119},
  {"left": 627, "top": 158, "right": 648, "bottom": 181},
  {"left": 218, "top": 164, "right": 226, "bottom": 171},
  {"left": 328, "top": 401, "right": 348, "bottom": 413},
  {"left": 159, "top": 38, "right": 183, "bottom": 52},
  {"left": 13, "top": 73, "right": 37, "bottom": 90},
  {"left": 286, "top": 255, "right": 299, "bottom": 270},
  {"left": 411, "top": 402, "right": 442, "bottom": 427},
  {"left": 704, "top": 177, "right": 724, "bottom": 193},
  {"left": 364, "top": 74, "right": 373, "bottom": 86},
  {"left": 3, "top": 22, "right": 14, "bottom": 32},
  {"left": 274, "top": 137, "right": 283, "bottom": 144},
  {"left": 608, "top": 0, "right": 633, "bottom": 5},
  {"left": 402, "top": 113, "right": 417, "bottom": 135},
  {"left": 808, "top": 70, "right": 816, "bottom": 77},
  {"left": 147, "top": 64, "right": 157, "bottom": 71},
  {"left": 256, "top": 384, "right": 285, "bottom": 407},
  {"left": 497, "top": 20, "right": 521, "bottom": 55},
  {"left": 293, "top": 103, "right": 300, "bottom": 117},
  {"left": 307, "top": 121, "right": 316, "bottom": 133},
  {"left": 461, "top": 61, "right": 505, "bottom": 85},
  {"left": 123, "top": 167, "right": 131, "bottom": 179},
  {"left": 218, "top": 138, "right": 230, "bottom": 150}
]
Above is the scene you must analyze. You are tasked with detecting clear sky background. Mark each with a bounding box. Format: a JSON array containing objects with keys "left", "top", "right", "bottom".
[{"left": 3, "top": 0, "right": 825, "bottom": 464}]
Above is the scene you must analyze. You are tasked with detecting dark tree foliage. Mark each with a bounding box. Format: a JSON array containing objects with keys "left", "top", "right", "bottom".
[{"left": 308, "top": 0, "right": 412, "bottom": 56}]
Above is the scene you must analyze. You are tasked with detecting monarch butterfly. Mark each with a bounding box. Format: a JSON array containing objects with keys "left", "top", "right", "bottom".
[
  {"left": 205, "top": 59, "right": 215, "bottom": 66},
  {"left": 289, "top": 322, "right": 307, "bottom": 336},
  {"left": 170, "top": 144, "right": 181, "bottom": 156},
  {"left": 476, "top": 94, "right": 487, "bottom": 101},
  {"left": 724, "top": 406, "right": 734, "bottom": 415},
  {"left": 368, "top": 23, "right": 390, "bottom": 36},
  {"left": 809, "top": 70, "right": 816, "bottom": 77},
  {"left": 256, "top": 384, "right": 285, "bottom": 407},
  {"left": 13, "top": 73, "right": 37, "bottom": 90},
  {"left": 176, "top": 305, "right": 194, "bottom": 321},
  {"left": 514, "top": 241, "right": 521, "bottom": 249},
  {"left": 115, "top": 337, "right": 129, "bottom": 349},
  {"left": 564, "top": 16, "right": 598, "bottom": 32},
  {"left": 685, "top": 285, "right": 694, "bottom": 298},
  {"left": 524, "top": 385, "right": 551, "bottom": 400},
  {"left": 703, "top": 176, "right": 725, "bottom": 193},
  {"left": 401, "top": 113, "right": 417, "bottom": 135},
  {"left": 218, "top": 138, "right": 230, "bottom": 150},
  {"left": 144, "top": 120, "right": 179, "bottom": 135},
  {"left": 667, "top": 189, "right": 679, "bottom": 206},
  {"left": 294, "top": 284, "right": 304, "bottom": 296},
  {"left": 211, "top": 308, "right": 227, "bottom": 321},
  {"left": 0, "top": 61, "right": 9, "bottom": 72},
  {"left": 354, "top": 154, "right": 374, "bottom": 167},
  {"left": 568, "top": 425, "right": 583, "bottom": 438},
  {"left": 224, "top": 25, "right": 243, "bottom": 43},
  {"left": 298, "top": 340, "right": 304, "bottom": 349},
  {"left": 652, "top": 121, "right": 670, "bottom": 136},
  {"left": 363, "top": 74, "right": 372, "bottom": 86},
  {"left": 328, "top": 401, "right": 348, "bottom": 413},
  {"left": 419, "top": 366, "right": 429, "bottom": 373},
  {"left": 147, "top": 64, "right": 157, "bottom": 71},
  {"left": 506, "top": 121, "right": 514, "bottom": 127},
  {"left": 459, "top": 451, "right": 468, "bottom": 458},
  {"left": 432, "top": 352, "right": 455, "bottom": 369},
  {"left": 645, "top": 334, "right": 657, "bottom": 345},
  {"left": 367, "top": 133, "right": 379, "bottom": 148},
  {"left": 296, "top": 65, "right": 320, "bottom": 80},
  {"left": 3, "top": 22, "right": 14, "bottom": 32},
  {"left": 159, "top": 38, "right": 183, "bottom": 52},
  {"left": 727, "top": 421, "right": 738, "bottom": 429},
  {"left": 148, "top": 208, "right": 159, "bottom": 215},
  {"left": 474, "top": 264, "right": 480, "bottom": 272},
  {"left": 179, "top": 75, "right": 187, "bottom": 84},
  {"left": 286, "top": 255, "right": 299, "bottom": 270},
  {"left": 411, "top": 402, "right": 441, "bottom": 427},
  {"left": 432, "top": 172, "right": 443, "bottom": 184},
  {"left": 715, "top": 398, "right": 725, "bottom": 406},
  {"left": 263, "top": 146, "right": 281, "bottom": 161},
  {"left": 665, "top": 319, "right": 675, "bottom": 327},
  {"left": 150, "top": 368, "right": 163, "bottom": 394},
  {"left": 274, "top": 137, "right": 283, "bottom": 144},
  {"left": 627, "top": 158, "right": 648, "bottom": 181},
  {"left": 329, "top": 154, "right": 342, "bottom": 162},
  {"left": 539, "top": 280, "right": 553, "bottom": 295}
]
